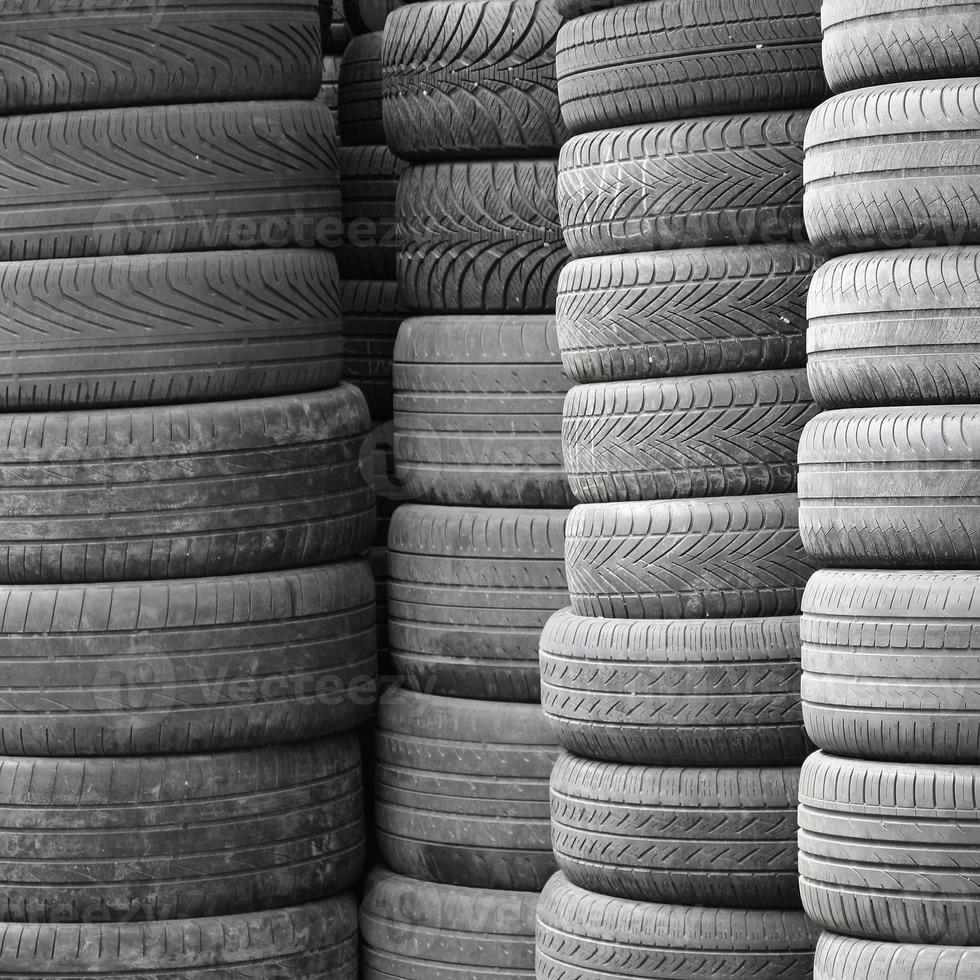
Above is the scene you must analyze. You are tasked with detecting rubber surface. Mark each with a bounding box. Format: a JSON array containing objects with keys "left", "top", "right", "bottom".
[
  {"left": 342, "top": 280, "right": 403, "bottom": 421},
  {"left": 322, "top": 0, "right": 352, "bottom": 51},
  {"left": 815, "top": 933, "right": 980, "bottom": 980},
  {"left": 319, "top": 54, "right": 342, "bottom": 133},
  {"left": 340, "top": 32, "right": 385, "bottom": 145},
  {"left": 388, "top": 504, "right": 568, "bottom": 702},
  {"left": 375, "top": 688, "right": 560, "bottom": 890},
  {"left": 559, "top": 112, "right": 808, "bottom": 257},
  {"left": 346, "top": 0, "right": 403, "bottom": 33}
]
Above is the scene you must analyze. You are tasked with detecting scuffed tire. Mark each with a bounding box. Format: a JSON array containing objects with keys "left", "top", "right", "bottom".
[{"left": 815, "top": 933, "right": 980, "bottom": 980}]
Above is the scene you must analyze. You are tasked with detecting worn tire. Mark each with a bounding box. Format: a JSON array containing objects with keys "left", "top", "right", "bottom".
[
  {"left": 383, "top": 0, "right": 565, "bottom": 159},
  {"left": 375, "top": 688, "right": 559, "bottom": 890},
  {"left": 559, "top": 112, "right": 808, "bottom": 257},
  {"left": 361, "top": 867, "right": 537, "bottom": 979},
  {"left": 0, "top": 102, "right": 339, "bottom": 261},
  {"left": 540, "top": 608, "right": 807, "bottom": 765},
  {"left": 798, "top": 407, "right": 980, "bottom": 569},
  {"left": 557, "top": 244, "right": 816, "bottom": 383},
  {"left": 536, "top": 874, "right": 819, "bottom": 980},
  {"left": 566, "top": 495, "right": 815, "bottom": 619},
  {"left": 562, "top": 370, "right": 816, "bottom": 503},
  {"left": 815, "top": 933, "right": 980, "bottom": 980},
  {"left": 339, "top": 33, "right": 385, "bottom": 145},
  {"left": 556, "top": 0, "right": 825, "bottom": 135},
  {"left": 394, "top": 316, "right": 573, "bottom": 508},
  {"left": 397, "top": 160, "right": 567, "bottom": 313},
  {"left": 388, "top": 505, "right": 568, "bottom": 702},
  {"left": 342, "top": 281, "right": 403, "bottom": 421},
  {"left": 0, "top": 385, "right": 376, "bottom": 585}
]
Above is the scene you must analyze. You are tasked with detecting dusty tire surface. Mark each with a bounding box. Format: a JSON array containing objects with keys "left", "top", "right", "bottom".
[
  {"left": 815, "top": 932, "right": 980, "bottom": 980},
  {"left": 339, "top": 32, "right": 385, "bottom": 145},
  {"left": 342, "top": 280, "right": 403, "bottom": 421}
]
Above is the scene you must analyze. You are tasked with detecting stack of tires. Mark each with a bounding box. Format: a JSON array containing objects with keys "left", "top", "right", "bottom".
[
  {"left": 320, "top": 0, "right": 352, "bottom": 129},
  {"left": 795, "top": 4, "right": 980, "bottom": 976},
  {"left": 0, "top": 4, "right": 377, "bottom": 976},
  {"left": 536, "top": 1, "right": 834, "bottom": 976},
  {"left": 360, "top": 2, "right": 572, "bottom": 977}
]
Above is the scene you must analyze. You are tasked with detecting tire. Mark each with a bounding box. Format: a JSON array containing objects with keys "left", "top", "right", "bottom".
[
  {"left": 536, "top": 874, "right": 819, "bottom": 980},
  {"left": 339, "top": 33, "right": 385, "bottom": 145},
  {"left": 559, "top": 112, "right": 808, "bottom": 258},
  {"left": 342, "top": 281, "right": 403, "bottom": 421},
  {"left": 319, "top": 55, "right": 342, "bottom": 134},
  {"left": 0, "top": 385, "right": 376, "bottom": 585},
  {"left": 566, "top": 495, "right": 815, "bottom": 619},
  {"left": 555, "top": 0, "right": 825, "bottom": 135},
  {"left": 807, "top": 248, "right": 980, "bottom": 408},
  {"left": 388, "top": 504, "right": 568, "bottom": 702},
  {"left": 823, "top": 1, "right": 980, "bottom": 93},
  {"left": 0, "top": 102, "right": 339, "bottom": 261},
  {"left": 322, "top": 0, "right": 352, "bottom": 52},
  {"left": 0, "top": 734, "right": 365, "bottom": 923},
  {"left": 375, "top": 688, "right": 560, "bottom": 890},
  {"left": 0, "top": 897, "right": 358, "bottom": 976},
  {"left": 557, "top": 244, "right": 816, "bottom": 384},
  {"left": 396, "top": 160, "right": 568, "bottom": 314},
  {"left": 338, "top": 146, "right": 405, "bottom": 280},
  {"left": 799, "top": 751, "right": 980, "bottom": 945},
  {"left": 551, "top": 753, "right": 800, "bottom": 908},
  {"left": 382, "top": 0, "right": 565, "bottom": 159},
  {"left": 540, "top": 607, "right": 807, "bottom": 765},
  {"left": 815, "top": 932, "right": 980, "bottom": 980},
  {"left": 804, "top": 81, "right": 980, "bottom": 254},
  {"left": 361, "top": 867, "right": 537, "bottom": 979},
  {"left": 0, "top": 250, "right": 342, "bottom": 410},
  {"left": 346, "top": 0, "right": 403, "bottom": 33},
  {"left": 394, "top": 316, "right": 573, "bottom": 508},
  {"left": 798, "top": 407, "right": 980, "bottom": 568},
  {"left": 802, "top": 568, "right": 980, "bottom": 763},
  {"left": 562, "top": 370, "right": 817, "bottom": 503},
  {"left": 0, "top": 0, "right": 321, "bottom": 112}
]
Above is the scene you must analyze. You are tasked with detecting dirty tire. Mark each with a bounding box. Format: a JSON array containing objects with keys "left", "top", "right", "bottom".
[
  {"left": 562, "top": 370, "right": 816, "bottom": 503},
  {"left": 536, "top": 874, "right": 819, "bottom": 980},
  {"left": 815, "top": 933, "right": 980, "bottom": 980},
  {"left": 388, "top": 504, "right": 568, "bottom": 702},
  {"left": 559, "top": 112, "right": 808, "bottom": 257},
  {"left": 798, "top": 407, "right": 980, "bottom": 568},
  {"left": 346, "top": 0, "right": 403, "bottom": 33},
  {"left": 361, "top": 867, "right": 537, "bottom": 979},
  {"left": 375, "top": 687, "right": 560, "bottom": 890},
  {"left": 557, "top": 244, "right": 816, "bottom": 383},
  {"left": 540, "top": 607, "right": 807, "bottom": 765},
  {"left": 0, "top": 102, "right": 339, "bottom": 261},
  {"left": 556, "top": 0, "right": 825, "bottom": 135},
  {"left": 394, "top": 316, "right": 573, "bottom": 508},
  {"left": 0, "top": 734, "right": 365, "bottom": 922},
  {"left": 382, "top": 0, "right": 565, "bottom": 159},
  {"left": 339, "top": 32, "right": 385, "bottom": 145},
  {"left": 0, "top": 385, "right": 376, "bottom": 585},
  {"left": 566, "top": 495, "right": 816, "bottom": 619},
  {"left": 807, "top": 248, "right": 980, "bottom": 408},
  {"left": 342, "top": 281, "right": 403, "bottom": 421},
  {"left": 397, "top": 160, "right": 567, "bottom": 314}
]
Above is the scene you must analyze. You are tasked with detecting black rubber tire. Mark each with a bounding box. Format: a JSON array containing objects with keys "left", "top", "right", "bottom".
[
  {"left": 319, "top": 55, "right": 342, "bottom": 134},
  {"left": 557, "top": 244, "right": 816, "bottom": 384},
  {"left": 0, "top": 385, "right": 376, "bottom": 585},
  {"left": 804, "top": 81, "right": 980, "bottom": 254},
  {"left": 798, "top": 407, "right": 980, "bottom": 569},
  {"left": 0, "top": 250, "right": 341, "bottom": 410},
  {"left": 396, "top": 160, "right": 567, "bottom": 314},
  {"left": 823, "top": 1, "right": 980, "bottom": 93},
  {"left": 815, "top": 932, "right": 980, "bottom": 980},
  {"left": 0, "top": 0, "right": 321, "bottom": 112},
  {"left": 388, "top": 504, "right": 568, "bottom": 702},
  {"left": 559, "top": 112, "right": 808, "bottom": 258},
  {"left": 0, "top": 102, "right": 340, "bottom": 261},
  {"left": 555, "top": 0, "right": 825, "bottom": 135},
  {"left": 342, "top": 280, "right": 403, "bottom": 421},
  {"left": 566, "top": 495, "right": 816, "bottom": 619},
  {"left": 0, "top": 896, "right": 358, "bottom": 976},
  {"left": 339, "top": 33, "right": 385, "bottom": 145},
  {"left": 540, "top": 607, "right": 807, "bottom": 766},
  {"left": 0, "top": 734, "right": 364, "bottom": 923},
  {"left": 375, "top": 688, "right": 559, "bottom": 891},
  {"left": 800, "top": 751, "right": 980, "bottom": 945},
  {"left": 346, "top": 0, "right": 403, "bottom": 33},
  {"left": 562, "top": 370, "right": 817, "bottom": 503},
  {"left": 807, "top": 248, "right": 980, "bottom": 408},
  {"left": 394, "top": 316, "right": 573, "bottom": 508},
  {"left": 361, "top": 867, "right": 537, "bottom": 979},
  {"left": 321, "top": 0, "right": 352, "bottom": 52},
  {"left": 802, "top": 568, "right": 980, "bottom": 763},
  {"left": 536, "top": 874, "right": 820, "bottom": 980},
  {"left": 382, "top": 0, "right": 565, "bottom": 159},
  {"left": 338, "top": 146, "right": 405, "bottom": 280}
]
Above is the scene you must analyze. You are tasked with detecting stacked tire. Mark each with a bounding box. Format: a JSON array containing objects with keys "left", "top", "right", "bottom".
[
  {"left": 537, "top": 2, "right": 831, "bottom": 977},
  {"left": 795, "top": 4, "right": 980, "bottom": 975},
  {"left": 360, "top": 3, "right": 570, "bottom": 977},
  {"left": 0, "top": 4, "right": 375, "bottom": 975}
]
